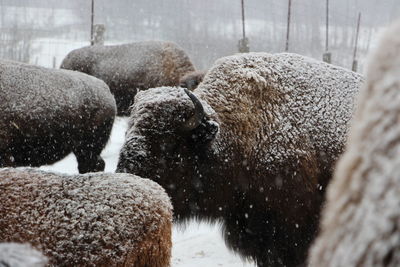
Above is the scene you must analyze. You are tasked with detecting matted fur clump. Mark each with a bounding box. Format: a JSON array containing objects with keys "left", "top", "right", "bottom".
[
  {"left": 61, "top": 41, "right": 195, "bottom": 115},
  {"left": 0, "top": 242, "right": 48, "bottom": 267},
  {"left": 309, "top": 21, "right": 400, "bottom": 267},
  {"left": 0, "top": 168, "right": 172, "bottom": 267},
  {"left": 117, "top": 52, "right": 363, "bottom": 266},
  {"left": 0, "top": 59, "right": 116, "bottom": 173}
]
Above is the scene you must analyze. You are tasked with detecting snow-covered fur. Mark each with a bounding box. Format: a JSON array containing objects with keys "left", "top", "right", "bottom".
[
  {"left": 0, "top": 60, "right": 116, "bottom": 173},
  {"left": 117, "top": 52, "right": 363, "bottom": 266},
  {"left": 61, "top": 41, "right": 195, "bottom": 115},
  {"left": 0, "top": 168, "right": 172, "bottom": 267},
  {"left": 308, "top": 21, "right": 400, "bottom": 267},
  {"left": 0, "top": 243, "right": 48, "bottom": 267},
  {"left": 179, "top": 70, "right": 207, "bottom": 90}
]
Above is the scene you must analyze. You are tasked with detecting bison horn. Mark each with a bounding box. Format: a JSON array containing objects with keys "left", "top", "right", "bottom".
[{"left": 182, "top": 88, "right": 205, "bottom": 131}]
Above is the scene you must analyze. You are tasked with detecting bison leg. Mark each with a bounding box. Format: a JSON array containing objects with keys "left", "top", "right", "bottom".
[
  {"left": 0, "top": 151, "right": 16, "bottom": 167},
  {"left": 73, "top": 138, "right": 106, "bottom": 173},
  {"left": 224, "top": 210, "right": 282, "bottom": 267},
  {"left": 73, "top": 118, "right": 114, "bottom": 173},
  {"left": 114, "top": 87, "right": 137, "bottom": 116},
  {"left": 75, "top": 152, "right": 105, "bottom": 173},
  {"left": 223, "top": 198, "right": 312, "bottom": 267},
  {"left": 73, "top": 142, "right": 106, "bottom": 173}
]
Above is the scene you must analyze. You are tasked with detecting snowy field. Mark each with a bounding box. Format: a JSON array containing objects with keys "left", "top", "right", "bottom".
[{"left": 40, "top": 117, "right": 256, "bottom": 267}]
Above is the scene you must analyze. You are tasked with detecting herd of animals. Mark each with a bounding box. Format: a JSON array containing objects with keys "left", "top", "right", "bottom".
[{"left": 0, "top": 19, "right": 399, "bottom": 267}]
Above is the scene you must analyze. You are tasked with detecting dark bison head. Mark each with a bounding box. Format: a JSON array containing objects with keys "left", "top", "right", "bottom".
[
  {"left": 179, "top": 70, "right": 206, "bottom": 91},
  {"left": 117, "top": 87, "right": 219, "bottom": 219}
]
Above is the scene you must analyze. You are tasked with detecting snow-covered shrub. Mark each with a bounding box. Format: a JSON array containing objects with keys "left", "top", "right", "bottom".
[
  {"left": 61, "top": 41, "right": 195, "bottom": 116},
  {"left": 309, "top": 20, "right": 400, "bottom": 267},
  {"left": 179, "top": 70, "right": 207, "bottom": 90},
  {"left": 116, "top": 52, "right": 363, "bottom": 266},
  {"left": 0, "top": 168, "right": 172, "bottom": 267},
  {"left": 0, "top": 242, "right": 48, "bottom": 267},
  {"left": 0, "top": 59, "right": 116, "bottom": 173}
]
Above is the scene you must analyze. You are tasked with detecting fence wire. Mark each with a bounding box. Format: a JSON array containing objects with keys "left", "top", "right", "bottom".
[{"left": 0, "top": 0, "right": 399, "bottom": 71}]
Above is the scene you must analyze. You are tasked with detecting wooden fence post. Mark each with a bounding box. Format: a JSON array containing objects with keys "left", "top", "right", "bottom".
[
  {"left": 93, "top": 24, "right": 105, "bottom": 45},
  {"left": 285, "top": 0, "right": 292, "bottom": 52},
  {"left": 323, "top": 0, "right": 332, "bottom": 63},
  {"left": 352, "top": 12, "right": 361, "bottom": 72},
  {"left": 238, "top": 0, "right": 249, "bottom": 52}
]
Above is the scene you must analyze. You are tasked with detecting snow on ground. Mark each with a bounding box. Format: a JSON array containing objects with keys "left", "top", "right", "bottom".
[
  {"left": 31, "top": 39, "right": 89, "bottom": 69},
  {"left": 40, "top": 117, "right": 255, "bottom": 267}
]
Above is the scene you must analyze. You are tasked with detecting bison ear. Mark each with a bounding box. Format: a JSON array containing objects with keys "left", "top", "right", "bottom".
[{"left": 190, "top": 120, "right": 219, "bottom": 144}]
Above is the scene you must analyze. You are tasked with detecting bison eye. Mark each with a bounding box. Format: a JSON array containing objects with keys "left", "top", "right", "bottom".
[
  {"left": 160, "top": 142, "right": 169, "bottom": 152},
  {"left": 158, "top": 138, "right": 178, "bottom": 155},
  {"left": 190, "top": 120, "right": 219, "bottom": 144}
]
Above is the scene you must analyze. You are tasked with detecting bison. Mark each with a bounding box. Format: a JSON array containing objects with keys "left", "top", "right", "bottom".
[
  {"left": 308, "top": 20, "right": 400, "bottom": 267},
  {"left": 0, "top": 59, "right": 116, "bottom": 173},
  {"left": 0, "top": 168, "right": 172, "bottom": 267},
  {"left": 116, "top": 52, "right": 363, "bottom": 266},
  {"left": 60, "top": 41, "right": 195, "bottom": 116},
  {"left": 179, "top": 70, "right": 207, "bottom": 90}
]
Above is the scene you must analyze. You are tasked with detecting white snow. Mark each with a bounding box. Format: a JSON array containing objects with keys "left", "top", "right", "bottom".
[
  {"left": 31, "top": 38, "right": 89, "bottom": 68},
  {"left": 1, "top": 7, "right": 78, "bottom": 28},
  {"left": 0, "top": 243, "right": 48, "bottom": 267},
  {"left": 40, "top": 116, "right": 255, "bottom": 267}
]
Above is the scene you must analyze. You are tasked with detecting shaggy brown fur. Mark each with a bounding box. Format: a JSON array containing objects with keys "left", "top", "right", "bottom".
[
  {"left": 308, "top": 20, "right": 400, "bottom": 267},
  {"left": 117, "top": 53, "right": 363, "bottom": 266},
  {"left": 179, "top": 70, "right": 207, "bottom": 90},
  {"left": 0, "top": 60, "right": 116, "bottom": 173},
  {"left": 0, "top": 168, "right": 172, "bottom": 267},
  {"left": 61, "top": 41, "right": 195, "bottom": 115}
]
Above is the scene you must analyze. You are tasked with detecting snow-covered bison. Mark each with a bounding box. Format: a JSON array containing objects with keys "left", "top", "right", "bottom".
[
  {"left": 308, "top": 21, "right": 400, "bottom": 267},
  {"left": 0, "top": 60, "right": 116, "bottom": 173},
  {"left": 0, "top": 242, "right": 48, "bottom": 267},
  {"left": 0, "top": 168, "right": 173, "bottom": 267},
  {"left": 179, "top": 70, "right": 207, "bottom": 90},
  {"left": 117, "top": 53, "right": 363, "bottom": 266},
  {"left": 60, "top": 41, "right": 195, "bottom": 116}
]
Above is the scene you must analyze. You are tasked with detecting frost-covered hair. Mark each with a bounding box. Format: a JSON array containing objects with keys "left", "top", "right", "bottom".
[
  {"left": 196, "top": 53, "right": 362, "bottom": 176},
  {"left": 0, "top": 59, "right": 116, "bottom": 173},
  {"left": 308, "top": 21, "right": 400, "bottom": 266},
  {"left": 0, "top": 168, "right": 172, "bottom": 267},
  {"left": 118, "top": 52, "right": 363, "bottom": 266},
  {"left": 0, "top": 243, "right": 47, "bottom": 267},
  {"left": 61, "top": 41, "right": 195, "bottom": 115}
]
